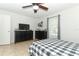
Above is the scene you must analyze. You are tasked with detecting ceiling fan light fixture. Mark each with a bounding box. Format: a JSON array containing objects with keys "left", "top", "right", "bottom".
[
  {"left": 33, "top": 5, "right": 39, "bottom": 10},
  {"left": 22, "top": 3, "right": 48, "bottom": 13},
  {"left": 34, "top": 10, "right": 37, "bottom": 13}
]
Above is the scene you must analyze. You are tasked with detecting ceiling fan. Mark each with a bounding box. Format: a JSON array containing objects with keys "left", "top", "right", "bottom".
[{"left": 22, "top": 3, "right": 48, "bottom": 13}]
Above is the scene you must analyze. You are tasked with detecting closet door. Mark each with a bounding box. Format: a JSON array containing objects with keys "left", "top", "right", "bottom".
[
  {"left": 48, "top": 15, "right": 60, "bottom": 39},
  {"left": 0, "top": 15, "right": 10, "bottom": 45}
]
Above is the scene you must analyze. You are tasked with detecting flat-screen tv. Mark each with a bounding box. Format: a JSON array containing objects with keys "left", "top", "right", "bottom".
[{"left": 19, "top": 24, "right": 30, "bottom": 30}]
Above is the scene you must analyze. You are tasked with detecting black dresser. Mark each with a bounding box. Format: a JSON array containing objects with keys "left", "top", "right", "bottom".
[
  {"left": 35, "top": 31, "right": 47, "bottom": 40},
  {"left": 15, "top": 30, "right": 33, "bottom": 43}
]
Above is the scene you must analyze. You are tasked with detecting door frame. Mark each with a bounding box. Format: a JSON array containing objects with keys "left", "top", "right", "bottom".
[{"left": 47, "top": 14, "right": 60, "bottom": 39}]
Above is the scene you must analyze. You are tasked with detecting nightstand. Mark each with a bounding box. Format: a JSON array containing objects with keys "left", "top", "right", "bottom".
[{"left": 35, "top": 31, "right": 47, "bottom": 40}]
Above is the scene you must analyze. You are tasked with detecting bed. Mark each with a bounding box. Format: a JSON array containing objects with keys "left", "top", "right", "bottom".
[{"left": 29, "top": 39, "right": 79, "bottom": 56}]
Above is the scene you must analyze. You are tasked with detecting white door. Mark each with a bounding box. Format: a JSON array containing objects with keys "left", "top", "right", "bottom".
[
  {"left": 48, "top": 16, "right": 58, "bottom": 39},
  {"left": 0, "top": 15, "right": 10, "bottom": 45}
]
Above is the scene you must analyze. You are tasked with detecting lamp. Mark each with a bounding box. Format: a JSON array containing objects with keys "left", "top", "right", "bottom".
[{"left": 33, "top": 5, "right": 39, "bottom": 10}]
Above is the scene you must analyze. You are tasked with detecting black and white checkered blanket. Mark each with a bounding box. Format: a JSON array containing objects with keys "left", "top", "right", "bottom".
[{"left": 29, "top": 39, "right": 79, "bottom": 56}]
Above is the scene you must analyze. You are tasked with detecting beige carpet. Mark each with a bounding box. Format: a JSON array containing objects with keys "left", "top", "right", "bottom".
[{"left": 0, "top": 40, "right": 33, "bottom": 56}]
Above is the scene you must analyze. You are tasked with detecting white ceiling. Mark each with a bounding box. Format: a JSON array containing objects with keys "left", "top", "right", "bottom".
[{"left": 0, "top": 3, "right": 78, "bottom": 18}]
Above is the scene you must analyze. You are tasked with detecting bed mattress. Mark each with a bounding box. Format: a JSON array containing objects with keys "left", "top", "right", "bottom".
[{"left": 29, "top": 39, "right": 79, "bottom": 56}]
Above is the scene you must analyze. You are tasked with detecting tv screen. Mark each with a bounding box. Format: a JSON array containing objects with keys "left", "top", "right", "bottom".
[{"left": 19, "top": 24, "right": 30, "bottom": 30}]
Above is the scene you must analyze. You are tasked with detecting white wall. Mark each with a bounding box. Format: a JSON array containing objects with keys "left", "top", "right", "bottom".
[
  {"left": 0, "top": 9, "right": 37, "bottom": 43},
  {"left": 60, "top": 6, "right": 79, "bottom": 43},
  {"left": 41, "top": 6, "right": 79, "bottom": 43}
]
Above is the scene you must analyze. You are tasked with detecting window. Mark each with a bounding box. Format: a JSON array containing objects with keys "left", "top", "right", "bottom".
[{"left": 47, "top": 15, "right": 60, "bottom": 39}]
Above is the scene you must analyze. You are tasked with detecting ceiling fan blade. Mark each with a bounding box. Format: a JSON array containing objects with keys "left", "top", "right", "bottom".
[
  {"left": 22, "top": 5, "right": 33, "bottom": 8},
  {"left": 38, "top": 5, "right": 48, "bottom": 11},
  {"left": 32, "top": 3, "right": 43, "bottom": 5}
]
